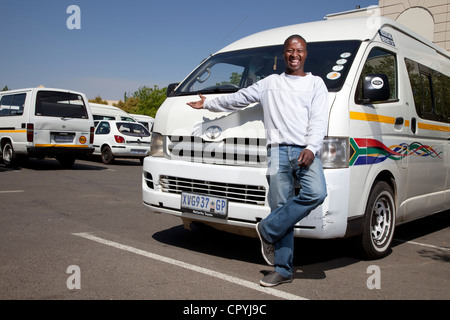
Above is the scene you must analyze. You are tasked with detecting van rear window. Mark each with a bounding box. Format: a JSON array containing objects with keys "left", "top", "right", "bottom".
[{"left": 35, "top": 91, "right": 88, "bottom": 119}]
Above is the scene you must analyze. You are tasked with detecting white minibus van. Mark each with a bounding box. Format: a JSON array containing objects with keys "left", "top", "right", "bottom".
[
  {"left": 131, "top": 114, "right": 154, "bottom": 131},
  {"left": 90, "top": 103, "right": 136, "bottom": 126},
  {"left": 142, "top": 17, "right": 449, "bottom": 259},
  {"left": 0, "top": 87, "right": 95, "bottom": 168}
]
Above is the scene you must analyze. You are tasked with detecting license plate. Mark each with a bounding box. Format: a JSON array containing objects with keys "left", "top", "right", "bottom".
[
  {"left": 130, "top": 149, "right": 146, "bottom": 154},
  {"left": 181, "top": 192, "right": 228, "bottom": 219},
  {"left": 54, "top": 134, "right": 74, "bottom": 142}
]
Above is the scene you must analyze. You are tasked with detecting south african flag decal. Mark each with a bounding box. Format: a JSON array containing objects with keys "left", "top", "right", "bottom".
[{"left": 349, "top": 138, "right": 443, "bottom": 166}]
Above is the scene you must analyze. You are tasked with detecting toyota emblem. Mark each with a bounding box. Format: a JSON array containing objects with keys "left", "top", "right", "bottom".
[{"left": 205, "top": 126, "right": 222, "bottom": 140}]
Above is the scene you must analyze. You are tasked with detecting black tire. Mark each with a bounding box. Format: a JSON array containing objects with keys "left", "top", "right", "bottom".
[
  {"left": 2, "top": 142, "right": 16, "bottom": 167},
  {"left": 360, "top": 181, "right": 396, "bottom": 259},
  {"left": 101, "top": 145, "right": 114, "bottom": 164}
]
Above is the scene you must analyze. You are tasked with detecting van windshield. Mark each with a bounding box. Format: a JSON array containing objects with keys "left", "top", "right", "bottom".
[
  {"left": 35, "top": 91, "right": 89, "bottom": 118},
  {"left": 174, "top": 40, "right": 361, "bottom": 95}
]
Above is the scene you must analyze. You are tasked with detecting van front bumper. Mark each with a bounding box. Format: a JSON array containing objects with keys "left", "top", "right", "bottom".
[{"left": 142, "top": 156, "right": 350, "bottom": 239}]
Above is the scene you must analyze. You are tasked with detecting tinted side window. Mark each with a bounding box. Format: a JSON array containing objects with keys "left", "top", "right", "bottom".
[
  {"left": 11, "top": 94, "right": 26, "bottom": 115},
  {"left": 432, "top": 70, "right": 450, "bottom": 122},
  {"left": 0, "top": 93, "right": 26, "bottom": 116},
  {"left": 95, "top": 121, "right": 111, "bottom": 134},
  {"left": 0, "top": 95, "right": 14, "bottom": 116},
  {"left": 405, "top": 58, "right": 450, "bottom": 123},
  {"left": 355, "top": 47, "right": 397, "bottom": 103}
]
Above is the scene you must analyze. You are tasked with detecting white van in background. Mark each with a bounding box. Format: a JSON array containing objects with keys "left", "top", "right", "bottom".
[
  {"left": 89, "top": 103, "right": 136, "bottom": 126},
  {"left": 0, "top": 87, "right": 95, "bottom": 168},
  {"left": 142, "top": 17, "right": 449, "bottom": 259},
  {"left": 131, "top": 114, "right": 154, "bottom": 131}
]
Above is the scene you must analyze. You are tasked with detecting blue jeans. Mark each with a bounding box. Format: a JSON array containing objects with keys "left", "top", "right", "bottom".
[{"left": 259, "top": 146, "right": 327, "bottom": 278}]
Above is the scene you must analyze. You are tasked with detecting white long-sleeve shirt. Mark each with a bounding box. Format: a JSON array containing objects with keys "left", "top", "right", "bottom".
[{"left": 204, "top": 72, "right": 329, "bottom": 155}]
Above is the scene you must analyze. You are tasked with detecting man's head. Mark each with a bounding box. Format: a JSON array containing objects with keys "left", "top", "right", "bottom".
[{"left": 283, "top": 35, "right": 308, "bottom": 76}]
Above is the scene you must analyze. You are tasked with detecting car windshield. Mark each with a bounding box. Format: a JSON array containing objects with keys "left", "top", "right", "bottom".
[
  {"left": 174, "top": 40, "right": 361, "bottom": 95},
  {"left": 35, "top": 91, "right": 88, "bottom": 118},
  {"left": 116, "top": 122, "right": 150, "bottom": 137}
]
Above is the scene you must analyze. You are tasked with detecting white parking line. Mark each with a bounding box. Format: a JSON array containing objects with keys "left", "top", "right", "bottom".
[
  {"left": 0, "top": 190, "right": 24, "bottom": 194},
  {"left": 73, "top": 232, "right": 307, "bottom": 300},
  {"left": 394, "top": 238, "right": 450, "bottom": 251}
]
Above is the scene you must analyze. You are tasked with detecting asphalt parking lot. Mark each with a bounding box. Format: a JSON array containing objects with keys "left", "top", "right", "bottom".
[{"left": 0, "top": 157, "right": 449, "bottom": 306}]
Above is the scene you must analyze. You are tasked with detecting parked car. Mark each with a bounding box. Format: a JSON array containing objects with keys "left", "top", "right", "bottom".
[
  {"left": 0, "top": 87, "right": 95, "bottom": 168},
  {"left": 93, "top": 120, "right": 151, "bottom": 164}
]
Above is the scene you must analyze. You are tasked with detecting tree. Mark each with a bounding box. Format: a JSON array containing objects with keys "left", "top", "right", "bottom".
[
  {"left": 124, "top": 85, "right": 166, "bottom": 117},
  {"left": 89, "top": 96, "right": 108, "bottom": 105},
  {"left": 2, "top": 85, "right": 9, "bottom": 91},
  {"left": 90, "top": 85, "right": 167, "bottom": 118},
  {"left": 115, "top": 96, "right": 139, "bottom": 114}
]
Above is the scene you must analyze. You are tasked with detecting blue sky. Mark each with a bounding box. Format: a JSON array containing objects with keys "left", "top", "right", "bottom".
[{"left": 0, "top": 0, "right": 377, "bottom": 100}]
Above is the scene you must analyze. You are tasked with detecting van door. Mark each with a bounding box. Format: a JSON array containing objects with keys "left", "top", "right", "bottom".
[
  {"left": 0, "top": 92, "right": 28, "bottom": 154},
  {"left": 349, "top": 44, "right": 406, "bottom": 216},
  {"left": 403, "top": 59, "right": 449, "bottom": 218},
  {"left": 32, "top": 90, "right": 92, "bottom": 148}
]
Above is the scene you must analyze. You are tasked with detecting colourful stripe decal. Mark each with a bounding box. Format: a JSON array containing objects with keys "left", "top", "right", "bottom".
[
  {"left": 350, "top": 111, "right": 397, "bottom": 125},
  {"left": 350, "top": 111, "right": 450, "bottom": 132},
  {"left": 349, "top": 138, "right": 443, "bottom": 166},
  {"left": 0, "top": 130, "right": 26, "bottom": 133},
  {"left": 417, "top": 122, "right": 449, "bottom": 132},
  {"left": 34, "top": 144, "right": 89, "bottom": 148}
]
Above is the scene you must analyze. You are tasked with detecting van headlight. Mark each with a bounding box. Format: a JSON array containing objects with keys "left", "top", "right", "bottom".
[
  {"left": 321, "top": 137, "right": 349, "bottom": 169},
  {"left": 150, "top": 132, "right": 164, "bottom": 157}
]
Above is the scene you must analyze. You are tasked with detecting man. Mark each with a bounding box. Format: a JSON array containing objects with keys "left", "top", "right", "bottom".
[{"left": 187, "top": 35, "right": 328, "bottom": 287}]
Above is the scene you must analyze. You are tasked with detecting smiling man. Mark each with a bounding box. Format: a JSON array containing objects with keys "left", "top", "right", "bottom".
[{"left": 187, "top": 35, "right": 329, "bottom": 287}]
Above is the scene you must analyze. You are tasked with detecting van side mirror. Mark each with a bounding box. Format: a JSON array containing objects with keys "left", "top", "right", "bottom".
[
  {"left": 166, "top": 83, "right": 179, "bottom": 97},
  {"left": 362, "top": 74, "right": 390, "bottom": 103}
]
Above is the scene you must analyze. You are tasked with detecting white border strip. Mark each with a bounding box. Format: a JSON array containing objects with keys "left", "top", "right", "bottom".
[
  {"left": 0, "top": 190, "right": 24, "bottom": 194},
  {"left": 73, "top": 232, "right": 307, "bottom": 300},
  {"left": 394, "top": 238, "right": 450, "bottom": 251}
]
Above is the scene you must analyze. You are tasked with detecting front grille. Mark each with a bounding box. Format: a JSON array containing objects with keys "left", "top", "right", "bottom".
[
  {"left": 160, "top": 175, "right": 266, "bottom": 205},
  {"left": 167, "top": 136, "right": 267, "bottom": 166}
]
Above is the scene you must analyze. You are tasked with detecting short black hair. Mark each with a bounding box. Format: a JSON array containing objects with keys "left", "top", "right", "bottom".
[{"left": 284, "top": 34, "right": 307, "bottom": 49}]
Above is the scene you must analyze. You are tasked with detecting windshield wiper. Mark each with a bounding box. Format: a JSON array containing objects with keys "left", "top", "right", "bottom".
[
  {"left": 172, "top": 87, "right": 239, "bottom": 97},
  {"left": 197, "top": 87, "right": 239, "bottom": 94}
]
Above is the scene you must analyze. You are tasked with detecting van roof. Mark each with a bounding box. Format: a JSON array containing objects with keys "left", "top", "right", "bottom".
[
  {"left": 217, "top": 17, "right": 449, "bottom": 58},
  {"left": 89, "top": 103, "right": 124, "bottom": 111},
  {"left": 0, "top": 87, "right": 85, "bottom": 95}
]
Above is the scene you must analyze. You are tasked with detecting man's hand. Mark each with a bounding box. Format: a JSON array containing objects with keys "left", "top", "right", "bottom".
[
  {"left": 187, "top": 94, "right": 206, "bottom": 109},
  {"left": 297, "top": 149, "right": 314, "bottom": 167}
]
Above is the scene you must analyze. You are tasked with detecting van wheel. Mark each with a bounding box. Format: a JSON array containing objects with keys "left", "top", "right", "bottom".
[
  {"left": 101, "top": 146, "right": 114, "bottom": 164},
  {"left": 360, "top": 181, "right": 396, "bottom": 259},
  {"left": 56, "top": 156, "right": 75, "bottom": 168},
  {"left": 2, "top": 142, "right": 16, "bottom": 167}
]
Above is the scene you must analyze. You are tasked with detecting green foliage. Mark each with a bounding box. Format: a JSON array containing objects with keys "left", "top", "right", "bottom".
[
  {"left": 216, "top": 72, "right": 242, "bottom": 87},
  {"left": 1, "top": 85, "right": 9, "bottom": 91},
  {"left": 114, "top": 85, "right": 166, "bottom": 118},
  {"left": 88, "top": 96, "right": 108, "bottom": 105}
]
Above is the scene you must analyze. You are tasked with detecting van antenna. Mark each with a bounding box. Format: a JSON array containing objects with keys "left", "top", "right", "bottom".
[{"left": 210, "top": 14, "right": 248, "bottom": 54}]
